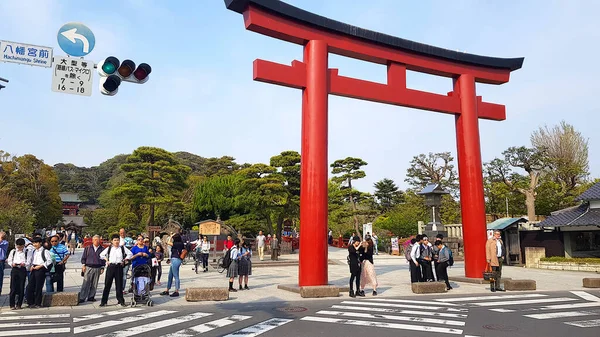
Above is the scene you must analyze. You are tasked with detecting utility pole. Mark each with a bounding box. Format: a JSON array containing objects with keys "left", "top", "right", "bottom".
[{"left": 0, "top": 77, "right": 8, "bottom": 90}]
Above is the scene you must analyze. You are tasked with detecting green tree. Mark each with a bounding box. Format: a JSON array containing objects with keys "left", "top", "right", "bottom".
[
  {"left": 114, "top": 147, "right": 191, "bottom": 227},
  {"left": 331, "top": 157, "right": 368, "bottom": 238},
  {"left": 373, "top": 191, "right": 426, "bottom": 237},
  {"left": 405, "top": 152, "right": 458, "bottom": 194},
  {"left": 373, "top": 178, "right": 404, "bottom": 212},
  {"left": 0, "top": 194, "right": 36, "bottom": 240},
  {"left": 193, "top": 174, "right": 244, "bottom": 220},
  {"left": 270, "top": 150, "right": 301, "bottom": 240}
]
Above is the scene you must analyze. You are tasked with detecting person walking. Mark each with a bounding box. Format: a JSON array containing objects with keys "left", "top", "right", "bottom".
[
  {"left": 7, "top": 238, "right": 29, "bottom": 309},
  {"left": 200, "top": 236, "right": 210, "bottom": 272},
  {"left": 99, "top": 234, "right": 133, "bottom": 307},
  {"left": 434, "top": 241, "right": 452, "bottom": 290},
  {"left": 359, "top": 238, "right": 378, "bottom": 296},
  {"left": 79, "top": 235, "right": 105, "bottom": 303},
  {"left": 0, "top": 232, "right": 8, "bottom": 296},
  {"left": 227, "top": 239, "right": 240, "bottom": 292},
  {"left": 154, "top": 245, "right": 164, "bottom": 286},
  {"left": 372, "top": 233, "right": 379, "bottom": 255},
  {"left": 347, "top": 236, "right": 364, "bottom": 298},
  {"left": 161, "top": 234, "right": 185, "bottom": 297},
  {"left": 26, "top": 237, "right": 52, "bottom": 309},
  {"left": 255, "top": 231, "right": 266, "bottom": 261},
  {"left": 486, "top": 230, "right": 506, "bottom": 292}
]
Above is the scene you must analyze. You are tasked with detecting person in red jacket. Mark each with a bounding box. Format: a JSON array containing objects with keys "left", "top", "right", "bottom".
[{"left": 224, "top": 235, "right": 234, "bottom": 251}]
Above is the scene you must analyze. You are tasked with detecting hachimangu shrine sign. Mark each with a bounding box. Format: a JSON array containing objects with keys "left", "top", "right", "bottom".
[{"left": 225, "top": 0, "right": 524, "bottom": 286}]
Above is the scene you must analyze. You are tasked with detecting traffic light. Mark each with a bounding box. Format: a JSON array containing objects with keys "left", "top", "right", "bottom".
[{"left": 97, "top": 56, "right": 152, "bottom": 95}]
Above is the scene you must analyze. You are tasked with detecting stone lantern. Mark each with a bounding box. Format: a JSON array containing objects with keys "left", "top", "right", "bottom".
[{"left": 417, "top": 183, "right": 450, "bottom": 237}]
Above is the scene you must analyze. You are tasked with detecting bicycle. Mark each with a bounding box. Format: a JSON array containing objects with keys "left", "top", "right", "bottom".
[{"left": 216, "top": 257, "right": 225, "bottom": 273}]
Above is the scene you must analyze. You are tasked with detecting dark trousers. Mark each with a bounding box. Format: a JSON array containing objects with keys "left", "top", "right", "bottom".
[
  {"left": 27, "top": 268, "right": 46, "bottom": 306},
  {"left": 10, "top": 267, "right": 27, "bottom": 307},
  {"left": 492, "top": 257, "right": 503, "bottom": 289},
  {"left": 349, "top": 271, "right": 361, "bottom": 292},
  {"left": 409, "top": 260, "right": 422, "bottom": 283},
  {"left": 53, "top": 263, "right": 65, "bottom": 292},
  {"left": 420, "top": 260, "right": 433, "bottom": 281},
  {"left": 202, "top": 253, "right": 209, "bottom": 269},
  {"left": 101, "top": 264, "right": 125, "bottom": 305},
  {"left": 436, "top": 261, "right": 451, "bottom": 288},
  {"left": 0, "top": 261, "right": 5, "bottom": 294}
]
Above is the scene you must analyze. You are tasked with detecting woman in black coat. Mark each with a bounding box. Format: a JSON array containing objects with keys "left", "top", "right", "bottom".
[{"left": 347, "top": 236, "right": 364, "bottom": 297}]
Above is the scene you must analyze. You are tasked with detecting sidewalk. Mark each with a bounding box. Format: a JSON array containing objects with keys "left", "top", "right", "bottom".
[{"left": 1, "top": 246, "right": 598, "bottom": 310}]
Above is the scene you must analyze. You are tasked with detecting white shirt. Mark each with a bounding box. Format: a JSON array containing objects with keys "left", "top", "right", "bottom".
[
  {"left": 230, "top": 247, "right": 239, "bottom": 260},
  {"left": 29, "top": 247, "right": 52, "bottom": 268},
  {"left": 256, "top": 235, "right": 266, "bottom": 248},
  {"left": 119, "top": 236, "right": 125, "bottom": 247},
  {"left": 496, "top": 240, "right": 503, "bottom": 257},
  {"left": 100, "top": 245, "right": 133, "bottom": 264},
  {"left": 201, "top": 242, "right": 210, "bottom": 254},
  {"left": 7, "top": 249, "right": 30, "bottom": 268},
  {"left": 410, "top": 243, "right": 421, "bottom": 262}
]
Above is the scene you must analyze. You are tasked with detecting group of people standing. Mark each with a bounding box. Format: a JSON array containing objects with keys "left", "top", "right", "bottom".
[
  {"left": 224, "top": 235, "right": 253, "bottom": 292},
  {"left": 347, "top": 234, "right": 379, "bottom": 297},
  {"left": 406, "top": 234, "right": 453, "bottom": 290}
]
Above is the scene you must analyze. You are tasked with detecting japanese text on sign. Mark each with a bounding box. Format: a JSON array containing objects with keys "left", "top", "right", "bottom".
[
  {"left": 51, "top": 56, "right": 93, "bottom": 97},
  {"left": 0, "top": 40, "right": 53, "bottom": 68}
]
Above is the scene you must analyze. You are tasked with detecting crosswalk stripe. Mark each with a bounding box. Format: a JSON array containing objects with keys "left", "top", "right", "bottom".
[
  {"left": 0, "top": 322, "right": 69, "bottom": 328},
  {"left": 360, "top": 298, "right": 459, "bottom": 306},
  {"left": 473, "top": 297, "right": 576, "bottom": 307},
  {"left": 539, "top": 302, "right": 600, "bottom": 310},
  {"left": 524, "top": 310, "right": 600, "bottom": 319},
  {"left": 73, "top": 310, "right": 175, "bottom": 334},
  {"left": 340, "top": 300, "right": 466, "bottom": 312},
  {"left": 435, "top": 294, "right": 546, "bottom": 302},
  {"left": 489, "top": 308, "right": 516, "bottom": 313},
  {"left": 222, "top": 318, "right": 293, "bottom": 337},
  {"left": 564, "top": 319, "right": 600, "bottom": 328},
  {"left": 163, "top": 315, "right": 252, "bottom": 336},
  {"left": 331, "top": 305, "right": 468, "bottom": 318},
  {"left": 0, "top": 314, "right": 70, "bottom": 320},
  {"left": 316, "top": 310, "right": 466, "bottom": 326},
  {"left": 301, "top": 316, "right": 463, "bottom": 335},
  {"left": 0, "top": 328, "right": 71, "bottom": 336},
  {"left": 95, "top": 312, "right": 214, "bottom": 337},
  {"left": 570, "top": 291, "right": 600, "bottom": 302},
  {"left": 73, "top": 308, "right": 143, "bottom": 322}
]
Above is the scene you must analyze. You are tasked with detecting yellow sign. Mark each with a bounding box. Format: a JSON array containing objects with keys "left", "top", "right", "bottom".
[{"left": 200, "top": 222, "right": 221, "bottom": 236}]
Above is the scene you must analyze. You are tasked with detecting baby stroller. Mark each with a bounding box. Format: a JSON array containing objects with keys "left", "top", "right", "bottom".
[{"left": 130, "top": 264, "right": 153, "bottom": 307}]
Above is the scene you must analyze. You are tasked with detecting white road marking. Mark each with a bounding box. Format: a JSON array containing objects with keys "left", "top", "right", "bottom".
[
  {"left": 222, "top": 318, "right": 293, "bottom": 337},
  {"left": 95, "top": 312, "right": 214, "bottom": 337},
  {"left": 0, "top": 314, "right": 70, "bottom": 320},
  {"left": 525, "top": 310, "right": 600, "bottom": 319},
  {"left": 0, "top": 328, "right": 71, "bottom": 336},
  {"left": 435, "top": 294, "right": 547, "bottom": 302},
  {"left": 0, "top": 322, "right": 69, "bottom": 328},
  {"left": 340, "top": 300, "right": 466, "bottom": 312},
  {"left": 570, "top": 291, "right": 600, "bottom": 302},
  {"left": 331, "top": 305, "right": 468, "bottom": 318},
  {"left": 489, "top": 308, "right": 516, "bottom": 313},
  {"left": 564, "top": 319, "right": 600, "bottom": 328},
  {"left": 73, "top": 310, "right": 176, "bottom": 334},
  {"left": 301, "top": 316, "right": 463, "bottom": 335},
  {"left": 316, "top": 310, "right": 465, "bottom": 326},
  {"left": 360, "top": 298, "right": 459, "bottom": 306},
  {"left": 73, "top": 308, "right": 143, "bottom": 322},
  {"left": 163, "top": 315, "right": 252, "bottom": 336},
  {"left": 473, "top": 297, "right": 576, "bottom": 307},
  {"left": 538, "top": 302, "right": 600, "bottom": 310}
]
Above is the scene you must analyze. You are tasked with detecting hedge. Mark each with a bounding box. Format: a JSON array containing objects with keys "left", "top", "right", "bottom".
[{"left": 540, "top": 257, "right": 600, "bottom": 264}]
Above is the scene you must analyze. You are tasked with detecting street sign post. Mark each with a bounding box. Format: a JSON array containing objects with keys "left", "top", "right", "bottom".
[
  {"left": 57, "top": 22, "right": 95, "bottom": 57},
  {"left": 0, "top": 40, "right": 53, "bottom": 68},
  {"left": 51, "top": 56, "right": 93, "bottom": 96}
]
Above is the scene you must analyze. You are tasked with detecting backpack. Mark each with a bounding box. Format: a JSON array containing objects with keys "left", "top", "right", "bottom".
[
  {"left": 221, "top": 247, "right": 234, "bottom": 269},
  {"left": 8, "top": 249, "right": 28, "bottom": 264},
  {"left": 446, "top": 247, "right": 454, "bottom": 267},
  {"left": 404, "top": 243, "right": 413, "bottom": 262},
  {"left": 106, "top": 246, "right": 129, "bottom": 265}
]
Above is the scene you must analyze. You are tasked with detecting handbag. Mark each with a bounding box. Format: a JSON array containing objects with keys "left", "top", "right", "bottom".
[
  {"left": 483, "top": 262, "right": 496, "bottom": 281},
  {"left": 151, "top": 257, "right": 158, "bottom": 267},
  {"left": 179, "top": 249, "right": 188, "bottom": 259}
]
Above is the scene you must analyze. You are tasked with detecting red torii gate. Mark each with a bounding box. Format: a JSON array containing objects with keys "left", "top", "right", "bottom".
[{"left": 225, "top": 0, "right": 524, "bottom": 286}]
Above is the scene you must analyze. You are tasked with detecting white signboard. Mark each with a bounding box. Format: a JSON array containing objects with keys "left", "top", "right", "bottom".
[
  {"left": 0, "top": 40, "right": 53, "bottom": 68},
  {"left": 363, "top": 223, "right": 373, "bottom": 238},
  {"left": 51, "top": 56, "right": 93, "bottom": 96}
]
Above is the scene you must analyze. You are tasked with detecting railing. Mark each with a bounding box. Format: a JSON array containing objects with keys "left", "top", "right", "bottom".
[{"left": 445, "top": 224, "right": 463, "bottom": 239}]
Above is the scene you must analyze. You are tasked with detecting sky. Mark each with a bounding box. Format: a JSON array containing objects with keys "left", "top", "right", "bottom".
[{"left": 0, "top": 0, "right": 598, "bottom": 193}]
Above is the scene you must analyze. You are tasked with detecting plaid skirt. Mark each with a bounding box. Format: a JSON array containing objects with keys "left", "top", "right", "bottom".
[
  {"left": 238, "top": 258, "right": 252, "bottom": 276},
  {"left": 226, "top": 260, "right": 238, "bottom": 278}
]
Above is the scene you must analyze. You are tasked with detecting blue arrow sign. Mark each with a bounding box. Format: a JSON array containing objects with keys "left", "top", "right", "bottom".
[{"left": 57, "top": 22, "right": 95, "bottom": 57}]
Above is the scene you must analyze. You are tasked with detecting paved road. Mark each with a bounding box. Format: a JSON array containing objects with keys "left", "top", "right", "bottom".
[{"left": 2, "top": 290, "right": 599, "bottom": 336}]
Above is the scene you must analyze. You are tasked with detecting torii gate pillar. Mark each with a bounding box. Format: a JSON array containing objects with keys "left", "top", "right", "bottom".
[{"left": 225, "top": 0, "right": 524, "bottom": 286}]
